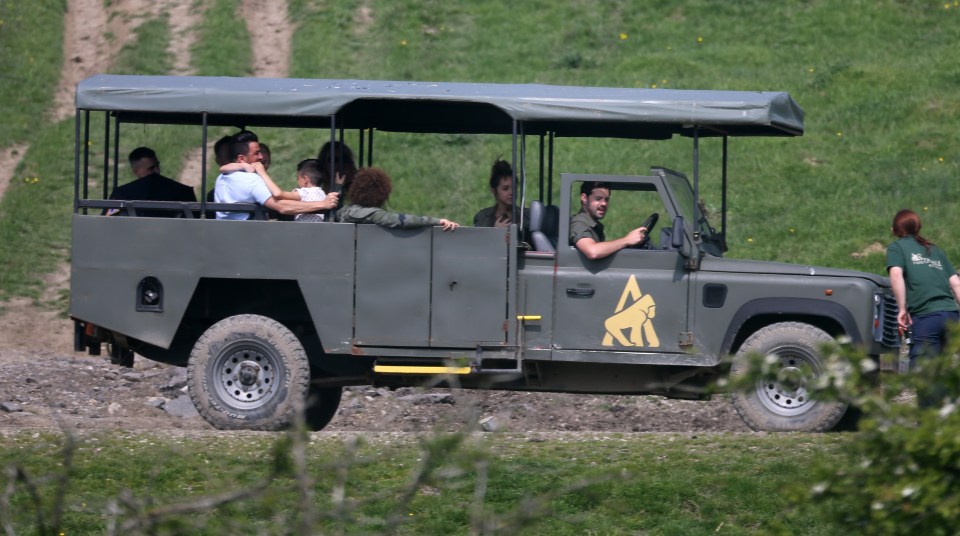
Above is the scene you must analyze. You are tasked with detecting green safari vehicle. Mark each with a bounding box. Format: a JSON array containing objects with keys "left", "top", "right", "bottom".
[{"left": 70, "top": 75, "right": 900, "bottom": 432}]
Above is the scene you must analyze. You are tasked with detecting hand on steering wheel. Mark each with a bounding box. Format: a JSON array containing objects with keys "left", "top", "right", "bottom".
[{"left": 636, "top": 212, "right": 659, "bottom": 248}]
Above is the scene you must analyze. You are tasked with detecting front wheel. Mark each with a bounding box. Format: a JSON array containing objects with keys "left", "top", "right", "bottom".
[
  {"left": 188, "top": 314, "right": 311, "bottom": 430},
  {"left": 730, "top": 322, "right": 848, "bottom": 432}
]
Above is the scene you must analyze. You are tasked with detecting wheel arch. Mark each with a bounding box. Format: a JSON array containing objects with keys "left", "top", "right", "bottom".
[
  {"left": 721, "top": 298, "right": 861, "bottom": 356},
  {"left": 179, "top": 278, "right": 370, "bottom": 377},
  {"left": 130, "top": 278, "right": 326, "bottom": 367}
]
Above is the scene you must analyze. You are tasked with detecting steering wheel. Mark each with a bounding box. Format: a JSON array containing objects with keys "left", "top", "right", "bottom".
[{"left": 635, "top": 212, "right": 659, "bottom": 249}]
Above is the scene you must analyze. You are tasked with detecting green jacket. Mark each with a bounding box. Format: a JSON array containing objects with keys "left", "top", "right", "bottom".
[
  {"left": 886, "top": 236, "right": 958, "bottom": 316},
  {"left": 338, "top": 204, "right": 441, "bottom": 228}
]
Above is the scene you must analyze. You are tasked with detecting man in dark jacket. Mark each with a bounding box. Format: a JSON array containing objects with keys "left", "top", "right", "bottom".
[{"left": 108, "top": 147, "right": 196, "bottom": 216}]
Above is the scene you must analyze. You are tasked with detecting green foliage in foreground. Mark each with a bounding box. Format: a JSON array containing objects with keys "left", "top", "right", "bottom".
[
  {"left": 806, "top": 349, "right": 960, "bottom": 535},
  {"left": 730, "top": 330, "right": 960, "bottom": 535},
  {"left": 0, "top": 430, "right": 844, "bottom": 535}
]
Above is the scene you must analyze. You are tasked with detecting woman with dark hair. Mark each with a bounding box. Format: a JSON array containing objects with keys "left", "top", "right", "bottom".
[
  {"left": 886, "top": 208, "right": 960, "bottom": 371},
  {"left": 317, "top": 140, "right": 358, "bottom": 195},
  {"left": 473, "top": 157, "right": 515, "bottom": 227},
  {"left": 338, "top": 167, "right": 458, "bottom": 230}
]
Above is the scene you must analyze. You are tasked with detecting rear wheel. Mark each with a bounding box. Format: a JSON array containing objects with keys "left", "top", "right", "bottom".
[
  {"left": 188, "top": 314, "right": 310, "bottom": 431},
  {"left": 730, "top": 322, "right": 848, "bottom": 432}
]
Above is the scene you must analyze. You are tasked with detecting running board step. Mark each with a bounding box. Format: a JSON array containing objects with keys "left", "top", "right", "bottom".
[{"left": 373, "top": 365, "right": 472, "bottom": 375}]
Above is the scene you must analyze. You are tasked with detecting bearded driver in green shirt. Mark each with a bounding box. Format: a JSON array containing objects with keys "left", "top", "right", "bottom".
[
  {"left": 569, "top": 181, "right": 649, "bottom": 260},
  {"left": 886, "top": 209, "right": 960, "bottom": 376}
]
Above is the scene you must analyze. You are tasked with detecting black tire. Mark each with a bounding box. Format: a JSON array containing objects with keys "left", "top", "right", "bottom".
[
  {"left": 730, "top": 322, "right": 848, "bottom": 432},
  {"left": 188, "top": 314, "right": 310, "bottom": 431},
  {"left": 305, "top": 385, "right": 342, "bottom": 431}
]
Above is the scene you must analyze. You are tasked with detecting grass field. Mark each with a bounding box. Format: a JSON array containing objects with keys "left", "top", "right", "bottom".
[
  {"left": 0, "top": 1, "right": 956, "bottom": 532},
  {"left": 0, "top": 430, "right": 845, "bottom": 534},
  {"left": 1, "top": 0, "right": 959, "bottom": 299}
]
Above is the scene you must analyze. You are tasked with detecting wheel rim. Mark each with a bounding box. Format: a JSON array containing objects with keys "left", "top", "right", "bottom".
[
  {"left": 753, "top": 345, "right": 822, "bottom": 417},
  {"left": 212, "top": 341, "right": 282, "bottom": 410}
]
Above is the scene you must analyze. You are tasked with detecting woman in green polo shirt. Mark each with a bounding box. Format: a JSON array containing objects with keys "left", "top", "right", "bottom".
[{"left": 886, "top": 209, "right": 960, "bottom": 371}]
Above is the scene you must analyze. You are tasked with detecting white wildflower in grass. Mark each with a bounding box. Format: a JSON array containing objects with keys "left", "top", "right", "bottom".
[
  {"left": 811, "top": 482, "right": 828, "bottom": 496},
  {"left": 938, "top": 402, "right": 956, "bottom": 418},
  {"left": 901, "top": 486, "right": 916, "bottom": 498},
  {"left": 837, "top": 335, "right": 853, "bottom": 345},
  {"left": 860, "top": 358, "right": 878, "bottom": 373},
  {"left": 859, "top": 458, "right": 872, "bottom": 469},
  {"left": 872, "top": 501, "right": 885, "bottom": 511}
]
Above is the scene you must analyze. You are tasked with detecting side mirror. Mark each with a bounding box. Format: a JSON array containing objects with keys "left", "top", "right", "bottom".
[{"left": 671, "top": 216, "right": 686, "bottom": 250}]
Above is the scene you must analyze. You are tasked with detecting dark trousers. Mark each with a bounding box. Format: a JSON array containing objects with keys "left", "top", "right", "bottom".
[{"left": 909, "top": 310, "right": 959, "bottom": 408}]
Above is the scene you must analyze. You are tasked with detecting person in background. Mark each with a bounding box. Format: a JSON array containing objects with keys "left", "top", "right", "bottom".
[
  {"left": 108, "top": 147, "right": 196, "bottom": 216},
  {"left": 473, "top": 157, "right": 516, "bottom": 227},
  {"left": 221, "top": 157, "right": 329, "bottom": 222},
  {"left": 213, "top": 134, "right": 337, "bottom": 220},
  {"left": 570, "top": 181, "right": 648, "bottom": 260},
  {"left": 259, "top": 142, "right": 272, "bottom": 170},
  {"left": 289, "top": 159, "right": 328, "bottom": 222},
  {"left": 214, "top": 135, "right": 233, "bottom": 167},
  {"left": 317, "top": 140, "right": 357, "bottom": 198},
  {"left": 887, "top": 209, "right": 960, "bottom": 373},
  {"left": 209, "top": 134, "right": 245, "bottom": 203},
  {"left": 338, "top": 167, "right": 458, "bottom": 230}
]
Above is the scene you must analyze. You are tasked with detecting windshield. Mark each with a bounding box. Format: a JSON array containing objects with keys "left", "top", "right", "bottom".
[{"left": 662, "top": 172, "right": 723, "bottom": 253}]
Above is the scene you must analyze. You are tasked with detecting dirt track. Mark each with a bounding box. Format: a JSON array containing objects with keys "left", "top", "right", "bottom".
[{"left": 0, "top": 344, "right": 750, "bottom": 434}]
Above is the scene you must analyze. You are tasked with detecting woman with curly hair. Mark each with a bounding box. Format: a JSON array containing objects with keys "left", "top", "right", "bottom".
[{"left": 337, "top": 167, "right": 459, "bottom": 230}]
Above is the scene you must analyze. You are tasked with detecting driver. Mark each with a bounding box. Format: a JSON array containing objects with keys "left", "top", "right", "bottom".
[{"left": 570, "top": 181, "right": 648, "bottom": 260}]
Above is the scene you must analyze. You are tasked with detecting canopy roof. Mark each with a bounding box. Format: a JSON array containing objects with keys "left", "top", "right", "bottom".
[{"left": 76, "top": 75, "right": 804, "bottom": 139}]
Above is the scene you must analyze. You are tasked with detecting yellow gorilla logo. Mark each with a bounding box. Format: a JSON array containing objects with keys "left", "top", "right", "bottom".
[{"left": 602, "top": 275, "right": 660, "bottom": 348}]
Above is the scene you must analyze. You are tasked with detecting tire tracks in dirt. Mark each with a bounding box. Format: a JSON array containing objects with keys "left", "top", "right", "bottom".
[{"left": 243, "top": 0, "right": 292, "bottom": 79}]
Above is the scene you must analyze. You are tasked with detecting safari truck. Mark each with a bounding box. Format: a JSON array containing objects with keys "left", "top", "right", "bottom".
[{"left": 70, "top": 75, "right": 900, "bottom": 432}]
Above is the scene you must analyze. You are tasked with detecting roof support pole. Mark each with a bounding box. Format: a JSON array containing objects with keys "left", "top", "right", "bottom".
[
  {"left": 200, "top": 112, "right": 208, "bottom": 217},
  {"left": 328, "top": 115, "right": 337, "bottom": 193},
  {"left": 358, "top": 128, "right": 365, "bottom": 167},
  {"left": 366, "top": 128, "right": 374, "bottom": 167},
  {"left": 102, "top": 112, "right": 110, "bottom": 199},
  {"left": 721, "top": 135, "right": 728, "bottom": 250},
  {"left": 693, "top": 126, "right": 700, "bottom": 239},
  {"left": 538, "top": 134, "right": 545, "bottom": 202},
  {"left": 83, "top": 111, "right": 92, "bottom": 204},
  {"left": 519, "top": 122, "right": 527, "bottom": 233},
  {"left": 548, "top": 132, "right": 555, "bottom": 206},
  {"left": 74, "top": 110, "right": 82, "bottom": 213},
  {"left": 511, "top": 119, "right": 519, "bottom": 227},
  {"left": 112, "top": 115, "right": 120, "bottom": 194},
  {"left": 338, "top": 124, "right": 345, "bottom": 177}
]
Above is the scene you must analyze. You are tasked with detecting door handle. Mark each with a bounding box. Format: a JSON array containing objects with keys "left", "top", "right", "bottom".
[{"left": 566, "top": 288, "right": 595, "bottom": 297}]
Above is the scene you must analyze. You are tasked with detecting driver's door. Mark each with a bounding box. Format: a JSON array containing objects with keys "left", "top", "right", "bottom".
[{"left": 551, "top": 174, "right": 693, "bottom": 360}]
